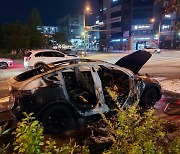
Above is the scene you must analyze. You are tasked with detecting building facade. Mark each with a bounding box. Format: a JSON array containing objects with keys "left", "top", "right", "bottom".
[
  {"left": 99, "top": 0, "right": 123, "bottom": 50},
  {"left": 57, "top": 14, "right": 84, "bottom": 48},
  {"left": 38, "top": 26, "right": 59, "bottom": 35},
  {"left": 99, "top": 0, "right": 179, "bottom": 51}
]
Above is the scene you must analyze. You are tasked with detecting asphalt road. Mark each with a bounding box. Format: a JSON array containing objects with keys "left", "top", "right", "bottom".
[{"left": 87, "top": 50, "right": 180, "bottom": 77}]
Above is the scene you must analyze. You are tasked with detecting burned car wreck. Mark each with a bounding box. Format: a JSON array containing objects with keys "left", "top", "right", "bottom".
[{"left": 8, "top": 50, "right": 162, "bottom": 134}]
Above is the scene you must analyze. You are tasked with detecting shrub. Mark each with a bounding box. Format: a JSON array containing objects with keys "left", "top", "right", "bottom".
[
  {"left": 13, "top": 112, "right": 44, "bottom": 154},
  {"left": 100, "top": 87, "right": 179, "bottom": 154},
  {"left": 167, "top": 135, "right": 180, "bottom": 154},
  {"left": 44, "top": 139, "right": 89, "bottom": 154},
  {"left": 101, "top": 106, "right": 166, "bottom": 154},
  {"left": 2, "top": 105, "right": 180, "bottom": 153},
  {"left": 0, "top": 125, "right": 10, "bottom": 154},
  {"left": 13, "top": 112, "right": 89, "bottom": 154},
  {"left": 0, "top": 144, "right": 9, "bottom": 154},
  {"left": 1, "top": 52, "right": 23, "bottom": 59}
]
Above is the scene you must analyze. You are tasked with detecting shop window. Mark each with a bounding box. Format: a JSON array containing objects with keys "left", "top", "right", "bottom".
[{"left": 111, "top": 11, "right": 121, "bottom": 18}]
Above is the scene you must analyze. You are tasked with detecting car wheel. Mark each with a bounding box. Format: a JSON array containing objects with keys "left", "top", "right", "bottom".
[
  {"left": 139, "top": 87, "right": 160, "bottom": 109},
  {"left": 41, "top": 105, "right": 73, "bottom": 134},
  {"left": 0, "top": 62, "right": 8, "bottom": 69},
  {"left": 34, "top": 63, "right": 45, "bottom": 68},
  {"left": 154, "top": 50, "right": 158, "bottom": 53}
]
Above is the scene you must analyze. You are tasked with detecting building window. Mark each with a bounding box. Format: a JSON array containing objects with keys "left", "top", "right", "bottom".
[
  {"left": 70, "top": 26, "right": 79, "bottom": 29},
  {"left": 111, "top": 22, "right": 121, "bottom": 28},
  {"left": 133, "top": 0, "right": 154, "bottom": 7},
  {"left": 100, "top": 34, "right": 107, "bottom": 39},
  {"left": 111, "top": 32, "right": 123, "bottom": 39},
  {"left": 111, "top": 0, "right": 121, "bottom": 7},
  {"left": 133, "top": 9, "right": 153, "bottom": 19},
  {"left": 102, "top": 14, "right": 106, "bottom": 20},
  {"left": 111, "top": 11, "right": 121, "bottom": 18}
]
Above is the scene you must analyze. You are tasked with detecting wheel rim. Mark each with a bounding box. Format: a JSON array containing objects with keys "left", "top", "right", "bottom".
[
  {"left": 46, "top": 110, "right": 69, "bottom": 132},
  {"left": 0, "top": 62, "right": 8, "bottom": 69}
]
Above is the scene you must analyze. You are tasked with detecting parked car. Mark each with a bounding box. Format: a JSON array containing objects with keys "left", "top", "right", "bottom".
[
  {"left": 9, "top": 50, "right": 161, "bottom": 134},
  {"left": 144, "top": 47, "right": 161, "bottom": 53},
  {"left": 24, "top": 49, "right": 78, "bottom": 69},
  {"left": 0, "top": 58, "right": 13, "bottom": 69}
]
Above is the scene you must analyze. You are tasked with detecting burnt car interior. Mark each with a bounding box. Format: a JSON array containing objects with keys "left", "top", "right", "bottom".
[
  {"left": 61, "top": 64, "right": 130, "bottom": 111},
  {"left": 62, "top": 67, "right": 97, "bottom": 112},
  {"left": 97, "top": 65, "right": 130, "bottom": 107}
]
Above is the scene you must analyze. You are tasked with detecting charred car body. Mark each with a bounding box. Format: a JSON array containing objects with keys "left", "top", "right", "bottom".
[{"left": 8, "top": 51, "right": 162, "bottom": 133}]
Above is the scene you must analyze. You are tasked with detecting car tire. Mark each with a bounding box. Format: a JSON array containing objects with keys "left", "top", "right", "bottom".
[
  {"left": 139, "top": 87, "right": 160, "bottom": 109},
  {"left": 34, "top": 63, "right": 45, "bottom": 68},
  {"left": 41, "top": 105, "right": 73, "bottom": 134},
  {"left": 0, "top": 62, "right": 8, "bottom": 69}
]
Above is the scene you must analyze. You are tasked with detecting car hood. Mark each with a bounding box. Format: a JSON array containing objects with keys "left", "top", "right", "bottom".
[{"left": 115, "top": 50, "right": 152, "bottom": 74}]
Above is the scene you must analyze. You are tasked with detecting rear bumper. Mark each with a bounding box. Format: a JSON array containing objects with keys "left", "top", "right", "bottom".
[{"left": 24, "top": 61, "right": 33, "bottom": 69}]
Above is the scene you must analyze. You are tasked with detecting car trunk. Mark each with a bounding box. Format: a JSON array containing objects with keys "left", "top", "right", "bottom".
[{"left": 115, "top": 50, "right": 152, "bottom": 74}]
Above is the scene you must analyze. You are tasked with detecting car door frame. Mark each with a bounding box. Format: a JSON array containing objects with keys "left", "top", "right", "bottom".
[
  {"left": 95, "top": 63, "right": 138, "bottom": 109},
  {"left": 59, "top": 63, "right": 109, "bottom": 116}
]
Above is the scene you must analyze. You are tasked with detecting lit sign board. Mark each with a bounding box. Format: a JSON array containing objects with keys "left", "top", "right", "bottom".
[
  {"left": 165, "top": 14, "right": 171, "bottom": 18},
  {"left": 133, "top": 37, "right": 150, "bottom": 40},
  {"left": 131, "top": 24, "right": 153, "bottom": 30},
  {"left": 110, "top": 38, "right": 128, "bottom": 42},
  {"left": 162, "top": 25, "right": 170, "bottom": 29},
  {"left": 96, "top": 20, "right": 99, "bottom": 24},
  {"left": 96, "top": 20, "right": 104, "bottom": 26}
]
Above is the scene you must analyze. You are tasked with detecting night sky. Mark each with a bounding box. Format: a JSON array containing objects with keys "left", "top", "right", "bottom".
[{"left": 0, "top": 0, "right": 98, "bottom": 26}]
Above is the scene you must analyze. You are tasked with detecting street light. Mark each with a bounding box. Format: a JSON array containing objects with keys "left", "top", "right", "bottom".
[
  {"left": 86, "top": 7, "right": 90, "bottom": 12},
  {"left": 151, "top": 18, "right": 155, "bottom": 23},
  {"left": 150, "top": 18, "right": 161, "bottom": 48},
  {"left": 83, "top": 5, "right": 91, "bottom": 51}
]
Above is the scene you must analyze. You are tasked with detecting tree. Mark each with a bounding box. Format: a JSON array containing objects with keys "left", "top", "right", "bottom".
[
  {"left": 53, "top": 32, "right": 68, "bottom": 48},
  {"left": 27, "top": 8, "right": 47, "bottom": 49},
  {"left": 1, "top": 21, "right": 30, "bottom": 52},
  {"left": 155, "top": 0, "right": 180, "bottom": 14},
  {"left": 27, "top": 8, "right": 43, "bottom": 28},
  {"left": 155, "top": 0, "right": 180, "bottom": 31}
]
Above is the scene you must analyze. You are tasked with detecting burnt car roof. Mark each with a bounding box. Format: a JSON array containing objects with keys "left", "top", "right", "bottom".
[
  {"left": 115, "top": 50, "right": 152, "bottom": 74},
  {"left": 14, "top": 50, "right": 152, "bottom": 83},
  {"left": 15, "top": 59, "right": 103, "bottom": 82},
  {"left": 13, "top": 58, "right": 134, "bottom": 86},
  {"left": 13, "top": 59, "right": 106, "bottom": 82},
  {"left": 48, "top": 58, "right": 104, "bottom": 68}
]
